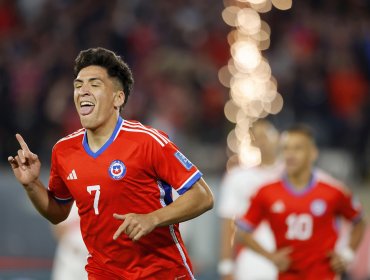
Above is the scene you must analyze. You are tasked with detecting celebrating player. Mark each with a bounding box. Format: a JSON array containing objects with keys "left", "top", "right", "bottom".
[
  {"left": 8, "top": 47, "right": 214, "bottom": 280},
  {"left": 236, "top": 124, "right": 365, "bottom": 280},
  {"left": 218, "top": 120, "right": 282, "bottom": 280}
]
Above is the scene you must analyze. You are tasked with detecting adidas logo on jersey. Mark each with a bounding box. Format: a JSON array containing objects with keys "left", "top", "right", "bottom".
[
  {"left": 67, "top": 169, "right": 78, "bottom": 180},
  {"left": 271, "top": 200, "right": 285, "bottom": 213}
]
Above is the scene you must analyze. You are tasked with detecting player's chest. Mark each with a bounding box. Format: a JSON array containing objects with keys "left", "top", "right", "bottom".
[
  {"left": 267, "top": 192, "right": 336, "bottom": 222},
  {"left": 59, "top": 148, "right": 152, "bottom": 198}
]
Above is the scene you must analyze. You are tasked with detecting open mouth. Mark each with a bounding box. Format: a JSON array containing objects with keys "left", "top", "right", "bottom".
[{"left": 80, "top": 101, "right": 95, "bottom": 116}]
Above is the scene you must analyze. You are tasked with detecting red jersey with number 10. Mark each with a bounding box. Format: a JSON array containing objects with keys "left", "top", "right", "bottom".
[
  {"left": 48, "top": 117, "right": 202, "bottom": 280},
  {"left": 237, "top": 171, "right": 362, "bottom": 280}
]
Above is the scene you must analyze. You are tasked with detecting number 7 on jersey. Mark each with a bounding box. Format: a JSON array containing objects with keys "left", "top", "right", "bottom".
[{"left": 87, "top": 185, "right": 101, "bottom": 215}]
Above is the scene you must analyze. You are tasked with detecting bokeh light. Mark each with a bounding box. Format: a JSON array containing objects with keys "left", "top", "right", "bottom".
[{"left": 221, "top": 0, "right": 289, "bottom": 168}]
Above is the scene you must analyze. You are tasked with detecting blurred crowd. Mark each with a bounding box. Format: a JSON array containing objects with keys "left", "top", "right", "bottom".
[
  {"left": 0, "top": 0, "right": 229, "bottom": 170},
  {"left": 0, "top": 0, "right": 369, "bottom": 179},
  {"left": 266, "top": 0, "right": 370, "bottom": 179}
]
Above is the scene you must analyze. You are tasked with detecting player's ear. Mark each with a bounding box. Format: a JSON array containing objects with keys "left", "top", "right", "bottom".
[
  {"left": 114, "top": 90, "right": 125, "bottom": 109},
  {"left": 311, "top": 145, "right": 319, "bottom": 162}
]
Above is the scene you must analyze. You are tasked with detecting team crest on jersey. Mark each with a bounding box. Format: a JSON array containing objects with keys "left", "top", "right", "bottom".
[
  {"left": 174, "top": 151, "right": 193, "bottom": 170},
  {"left": 310, "top": 199, "right": 327, "bottom": 216},
  {"left": 108, "top": 160, "right": 126, "bottom": 180}
]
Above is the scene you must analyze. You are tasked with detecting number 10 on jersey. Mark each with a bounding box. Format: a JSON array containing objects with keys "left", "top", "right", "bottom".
[{"left": 285, "top": 213, "right": 313, "bottom": 241}]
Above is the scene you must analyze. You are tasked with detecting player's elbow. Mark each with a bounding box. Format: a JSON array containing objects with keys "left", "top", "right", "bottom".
[
  {"left": 202, "top": 191, "right": 214, "bottom": 212},
  {"left": 48, "top": 215, "right": 67, "bottom": 225}
]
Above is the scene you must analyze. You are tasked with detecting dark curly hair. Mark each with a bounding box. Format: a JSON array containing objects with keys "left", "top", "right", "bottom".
[{"left": 74, "top": 47, "right": 134, "bottom": 109}]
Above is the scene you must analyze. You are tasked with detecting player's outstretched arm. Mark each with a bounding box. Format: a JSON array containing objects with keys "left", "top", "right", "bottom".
[
  {"left": 113, "top": 177, "right": 214, "bottom": 241},
  {"left": 8, "top": 134, "right": 72, "bottom": 224},
  {"left": 235, "top": 228, "right": 292, "bottom": 272}
]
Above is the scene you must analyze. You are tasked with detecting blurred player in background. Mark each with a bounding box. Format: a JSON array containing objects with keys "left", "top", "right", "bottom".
[
  {"left": 236, "top": 124, "right": 366, "bottom": 280},
  {"left": 8, "top": 47, "right": 214, "bottom": 279},
  {"left": 218, "top": 119, "right": 282, "bottom": 280},
  {"left": 51, "top": 203, "right": 88, "bottom": 280}
]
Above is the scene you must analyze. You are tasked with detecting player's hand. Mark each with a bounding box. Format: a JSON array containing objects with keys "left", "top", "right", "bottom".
[
  {"left": 328, "top": 251, "right": 348, "bottom": 274},
  {"left": 221, "top": 275, "right": 234, "bottom": 280},
  {"left": 113, "top": 213, "right": 158, "bottom": 242},
  {"left": 8, "top": 134, "right": 41, "bottom": 188},
  {"left": 269, "top": 247, "right": 292, "bottom": 272}
]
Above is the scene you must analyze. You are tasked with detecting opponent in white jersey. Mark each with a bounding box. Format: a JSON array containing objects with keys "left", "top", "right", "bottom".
[
  {"left": 218, "top": 120, "right": 283, "bottom": 280},
  {"left": 51, "top": 203, "right": 88, "bottom": 280}
]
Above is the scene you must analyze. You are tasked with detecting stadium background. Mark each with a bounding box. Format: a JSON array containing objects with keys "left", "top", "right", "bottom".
[{"left": 0, "top": 0, "right": 369, "bottom": 279}]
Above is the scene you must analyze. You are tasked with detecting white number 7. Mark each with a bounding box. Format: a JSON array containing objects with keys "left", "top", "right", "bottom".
[{"left": 87, "top": 185, "right": 101, "bottom": 215}]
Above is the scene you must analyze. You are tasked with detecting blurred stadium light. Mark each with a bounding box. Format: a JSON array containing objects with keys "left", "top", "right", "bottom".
[{"left": 221, "top": 0, "right": 290, "bottom": 168}]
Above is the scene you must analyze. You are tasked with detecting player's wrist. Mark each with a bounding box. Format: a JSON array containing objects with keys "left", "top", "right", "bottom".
[
  {"left": 23, "top": 178, "right": 41, "bottom": 191},
  {"left": 338, "top": 247, "right": 355, "bottom": 264},
  {"left": 217, "top": 259, "right": 234, "bottom": 276},
  {"left": 147, "top": 212, "right": 161, "bottom": 228}
]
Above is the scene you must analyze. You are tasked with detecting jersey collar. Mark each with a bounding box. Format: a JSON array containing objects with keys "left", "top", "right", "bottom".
[
  {"left": 282, "top": 172, "right": 316, "bottom": 196},
  {"left": 82, "top": 116, "right": 124, "bottom": 158}
]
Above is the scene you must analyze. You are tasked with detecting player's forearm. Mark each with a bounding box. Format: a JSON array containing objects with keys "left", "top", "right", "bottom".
[
  {"left": 24, "top": 179, "right": 71, "bottom": 224},
  {"left": 220, "top": 218, "right": 236, "bottom": 260},
  {"left": 218, "top": 218, "right": 236, "bottom": 277},
  {"left": 151, "top": 178, "right": 214, "bottom": 227},
  {"left": 349, "top": 218, "right": 366, "bottom": 251},
  {"left": 236, "top": 229, "right": 272, "bottom": 260}
]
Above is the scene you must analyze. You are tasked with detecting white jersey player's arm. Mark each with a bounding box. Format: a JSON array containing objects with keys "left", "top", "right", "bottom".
[
  {"left": 8, "top": 134, "right": 73, "bottom": 224},
  {"left": 218, "top": 218, "right": 236, "bottom": 278}
]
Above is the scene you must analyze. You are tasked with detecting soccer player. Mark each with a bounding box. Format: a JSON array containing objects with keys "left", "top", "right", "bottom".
[
  {"left": 218, "top": 120, "right": 282, "bottom": 280},
  {"left": 8, "top": 47, "right": 214, "bottom": 280},
  {"left": 236, "top": 125, "right": 366, "bottom": 280}
]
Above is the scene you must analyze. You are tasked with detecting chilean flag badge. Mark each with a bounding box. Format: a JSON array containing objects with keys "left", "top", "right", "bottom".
[{"left": 108, "top": 160, "right": 127, "bottom": 180}]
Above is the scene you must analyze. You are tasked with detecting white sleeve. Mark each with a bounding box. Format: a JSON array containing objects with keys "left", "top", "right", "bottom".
[{"left": 217, "top": 168, "right": 249, "bottom": 219}]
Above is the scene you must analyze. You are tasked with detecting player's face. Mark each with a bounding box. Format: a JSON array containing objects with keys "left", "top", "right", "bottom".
[
  {"left": 281, "top": 132, "right": 318, "bottom": 176},
  {"left": 251, "top": 122, "right": 279, "bottom": 157},
  {"left": 73, "top": 65, "right": 124, "bottom": 130}
]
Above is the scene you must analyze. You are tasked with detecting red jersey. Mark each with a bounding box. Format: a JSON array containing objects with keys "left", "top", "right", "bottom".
[
  {"left": 237, "top": 171, "right": 362, "bottom": 280},
  {"left": 48, "top": 117, "right": 202, "bottom": 280}
]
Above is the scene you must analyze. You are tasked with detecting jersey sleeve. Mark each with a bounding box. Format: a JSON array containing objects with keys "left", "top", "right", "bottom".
[
  {"left": 150, "top": 138, "right": 202, "bottom": 195},
  {"left": 336, "top": 188, "right": 362, "bottom": 223},
  {"left": 48, "top": 146, "right": 74, "bottom": 203},
  {"left": 236, "top": 189, "right": 265, "bottom": 233}
]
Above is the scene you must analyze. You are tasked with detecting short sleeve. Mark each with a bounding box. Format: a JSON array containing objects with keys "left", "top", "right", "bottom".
[
  {"left": 150, "top": 139, "right": 202, "bottom": 195},
  {"left": 48, "top": 147, "right": 73, "bottom": 204},
  {"left": 336, "top": 189, "right": 362, "bottom": 223},
  {"left": 236, "top": 190, "right": 265, "bottom": 233}
]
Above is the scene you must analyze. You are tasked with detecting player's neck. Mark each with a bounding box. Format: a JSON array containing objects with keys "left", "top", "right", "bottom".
[
  {"left": 260, "top": 154, "right": 276, "bottom": 166},
  {"left": 86, "top": 115, "right": 119, "bottom": 152},
  {"left": 287, "top": 169, "right": 312, "bottom": 190}
]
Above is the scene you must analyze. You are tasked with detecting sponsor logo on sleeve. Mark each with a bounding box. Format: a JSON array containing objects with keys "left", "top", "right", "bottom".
[
  {"left": 108, "top": 160, "right": 126, "bottom": 180},
  {"left": 174, "top": 151, "right": 193, "bottom": 171}
]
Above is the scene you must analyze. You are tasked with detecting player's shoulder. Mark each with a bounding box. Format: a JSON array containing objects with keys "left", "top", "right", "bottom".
[
  {"left": 254, "top": 179, "right": 282, "bottom": 196},
  {"left": 120, "top": 119, "right": 171, "bottom": 147},
  {"left": 53, "top": 128, "right": 85, "bottom": 150},
  {"left": 315, "top": 169, "right": 351, "bottom": 195}
]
